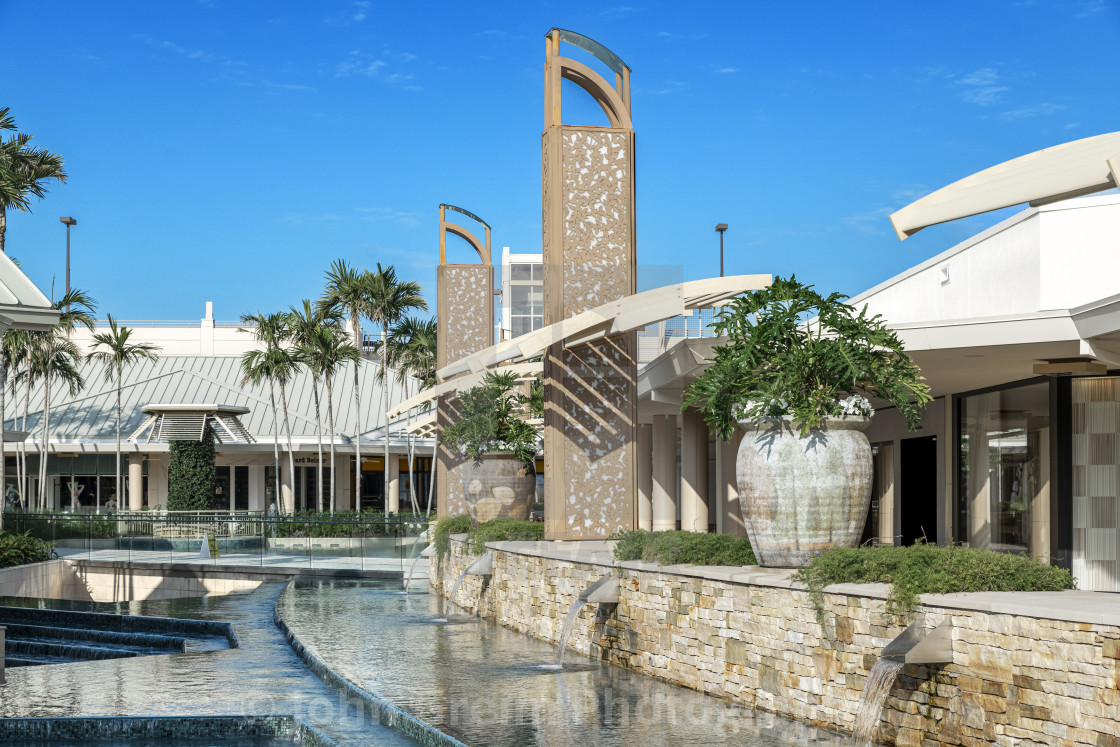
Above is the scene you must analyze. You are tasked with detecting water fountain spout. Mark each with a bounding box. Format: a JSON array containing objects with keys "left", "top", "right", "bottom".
[
  {"left": 851, "top": 616, "right": 953, "bottom": 745},
  {"left": 880, "top": 617, "right": 953, "bottom": 666},
  {"left": 553, "top": 573, "right": 619, "bottom": 668},
  {"left": 578, "top": 572, "right": 620, "bottom": 605},
  {"left": 444, "top": 551, "right": 495, "bottom": 615}
]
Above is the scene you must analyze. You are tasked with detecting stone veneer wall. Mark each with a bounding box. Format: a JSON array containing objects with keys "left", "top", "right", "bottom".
[{"left": 433, "top": 538, "right": 1120, "bottom": 747}]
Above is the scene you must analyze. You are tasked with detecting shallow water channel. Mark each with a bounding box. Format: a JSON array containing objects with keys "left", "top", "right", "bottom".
[
  {"left": 0, "top": 585, "right": 416, "bottom": 746},
  {"left": 278, "top": 579, "right": 846, "bottom": 746}
]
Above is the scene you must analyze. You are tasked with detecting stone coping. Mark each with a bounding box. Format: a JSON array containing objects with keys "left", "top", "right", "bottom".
[
  {"left": 475, "top": 537, "right": 1120, "bottom": 627},
  {"left": 65, "top": 558, "right": 402, "bottom": 581}
]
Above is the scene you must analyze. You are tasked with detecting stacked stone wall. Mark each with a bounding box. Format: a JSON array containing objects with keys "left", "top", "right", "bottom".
[{"left": 433, "top": 538, "right": 1120, "bottom": 746}]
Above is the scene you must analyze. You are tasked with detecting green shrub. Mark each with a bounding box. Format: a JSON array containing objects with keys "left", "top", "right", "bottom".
[
  {"left": 0, "top": 531, "right": 57, "bottom": 568},
  {"left": 466, "top": 519, "right": 543, "bottom": 554},
  {"left": 433, "top": 514, "right": 471, "bottom": 560},
  {"left": 612, "top": 530, "right": 756, "bottom": 567},
  {"left": 273, "top": 509, "right": 427, "bottom": 538},
  {"left": 167, "top": 429, "right": 216, "bottom": 511},
  {"left": 796, "top": 542, "right": 1077, "bottom": 623}
]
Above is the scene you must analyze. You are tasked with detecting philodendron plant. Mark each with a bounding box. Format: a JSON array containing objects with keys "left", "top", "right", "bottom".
[
  {"left": 440, "top": 371, "right": 543, "bottom": 468},
  {"left": 683, "top": 275, "right": 932, "bottom": 438}
]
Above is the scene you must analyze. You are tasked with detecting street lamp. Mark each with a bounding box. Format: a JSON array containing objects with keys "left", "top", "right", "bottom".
[
  {"left": 715, "top": 223, "right": 728, "bottom": 277},
  {"left": 59, "top": 216, "right": 77, "bottom": 298}
]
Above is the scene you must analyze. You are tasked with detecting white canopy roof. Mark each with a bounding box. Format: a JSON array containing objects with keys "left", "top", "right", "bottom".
[
  {"left": 890, "top": 131, "right": 1120, "bottom": 240},
  {"left": 0, "top": 251, "right": 60, "bottom": 331}
]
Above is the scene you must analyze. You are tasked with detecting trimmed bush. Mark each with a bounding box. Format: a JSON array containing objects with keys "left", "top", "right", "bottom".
[
  {"left": 612, "top": 530, "right": 756, "bottom": 567},
  {"left": 434, "top": 514, "right": 471, "bottom": 560},
  {"left": 466, "top": 518, "right": 543, "bottom": 555},
  {"left": 167, "top": 429, "right": 216, "bottom": 511},
  {"left": 0, "top": 530, "right": 57, "bottom": 568},
  {"left": 273, "top": 509, "right": 427, "bottom": 538},
  {"left": 796, "top": 542, "right": 1077, "bottom": 622}
]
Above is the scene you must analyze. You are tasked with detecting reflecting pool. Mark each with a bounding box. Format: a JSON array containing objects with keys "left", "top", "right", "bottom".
[{"left": 277, "top": 580, "right": 844, "bottom": 746}]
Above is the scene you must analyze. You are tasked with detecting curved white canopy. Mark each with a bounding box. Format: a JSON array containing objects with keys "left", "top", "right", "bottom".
[
  {"left": 388, "top": 275, "right": 771, "bottom": 418},
  {"left": 890, "top": 131, "right": 1120, "bottom": 240}
]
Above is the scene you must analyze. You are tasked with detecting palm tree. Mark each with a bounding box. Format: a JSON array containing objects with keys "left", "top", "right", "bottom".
[
  {"left": 89, "top": 316, "right": 160, "bottom": 511},
  {"left": 287, "top": 300, "right": 341, "bottom": 512},
  {"left": 385, "top": 315, "right": 438, "bottom": 388},
  {"left": 0, "top": 107, "right": 67, "bottom": 254},
  {"left": 383, "top": 315, "right": 439, "bottom": 517},
  {"left": 240, "top": 312, "right": 298, "bottom": 514},
  {"left": 26, "top": 334, "right": 84, "bottom": 510},
  {"left": 26, "top": 289, "right": 95, "bottom": 510},
  {"left": 321, "top": 259, "right": 372, "bottom": 512},
  {"left": 302, "top": 324, "right": 360, "bottom": 514},
  {"left": 365, "top": 264, "right": 427, "bottom": 514}
]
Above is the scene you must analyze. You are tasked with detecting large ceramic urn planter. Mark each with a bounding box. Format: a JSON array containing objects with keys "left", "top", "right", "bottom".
[
  {"left": 736, "top": 415, "right": 872, "bottom": 568},
  {"left": 461, "top": 452, "right": 536, "bottom": 526}
]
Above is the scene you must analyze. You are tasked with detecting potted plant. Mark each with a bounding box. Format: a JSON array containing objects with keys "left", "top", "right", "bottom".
[
  {"left": 440, "top": 371, "right": 542, "bottom": 526},
  {"left": 683, "top": 276, "right": 932, "bottom": 567}
]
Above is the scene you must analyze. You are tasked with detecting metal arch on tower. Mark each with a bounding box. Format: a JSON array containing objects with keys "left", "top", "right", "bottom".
[
  {"left": 544, "top": 28, "right": 632, "bottom": 130},
  {"left": 439, "top": 203, "right": 492, "bottom": 265}
]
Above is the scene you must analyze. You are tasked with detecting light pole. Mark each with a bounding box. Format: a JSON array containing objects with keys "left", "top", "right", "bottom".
[
  {"left": 59, "top": 216, "right": 77, "bottom": 298},
  {"left": 715, "top": 223, "right": 728, "bottom": 277}
]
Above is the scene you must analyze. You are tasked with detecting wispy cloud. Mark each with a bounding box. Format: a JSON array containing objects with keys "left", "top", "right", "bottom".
[
  {"left": 641, "top": 78, "right": 686, "bottom": 96},
  {"left": 841, "top": 206, "right": 894, "bottom": 235},
  {"left": 1063, "top": 121, "right": 1081, "bottom": 130},
  {"left": 133, "top": 33, "right": 316, "bottom": 93},
  {"left": 602, "top": 5, "right": 642, "bottom": 19},
  {"left": 1076, "top": 0, "right": 1108, "bottom": 18},
  {"left": 1001, "top": 102, "right": 1064, "bottom": 120},
  {"left": 956, "top": 66, "right": 1008, "bottom": 106},
  {"left": 355, "top": 206, "right": 421, "bottom": 227},
  {"left": 714, "top": 66, "right": 737, "bottom": 74},
  {"left": 281, "top": 212, "right": 343, "bottom": 226},
  {"left": 336, "top": 50, "right": 422, "bottom": 91}
]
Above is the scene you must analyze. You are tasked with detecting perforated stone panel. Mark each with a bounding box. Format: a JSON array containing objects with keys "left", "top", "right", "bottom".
[
  {"left": 435, "top": 263, "right": 493, "bottom": 519},
  {"left": 542, "top": 125, "right": 637, "bottom": 539}
]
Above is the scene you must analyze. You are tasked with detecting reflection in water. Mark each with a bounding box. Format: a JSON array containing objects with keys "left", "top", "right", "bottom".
[
  {"left": 0, "top": 586, "right": 416, "bottom": 747},
  {"left": 278, "top": 580, "right": 846, "bottom": 747}
]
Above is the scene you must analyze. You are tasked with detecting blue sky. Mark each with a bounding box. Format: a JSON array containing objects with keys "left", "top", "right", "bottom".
[{"left": 3, "top": 0, "right": 1119, "bottom": 322}]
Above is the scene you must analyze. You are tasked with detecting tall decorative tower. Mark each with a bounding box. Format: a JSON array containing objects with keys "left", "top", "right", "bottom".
[
  {"left": 541, "top": 29, "right": 638, "bottom": 539},
  {"left": 435, "top": 204, "right": 494, "bottom": 518}
]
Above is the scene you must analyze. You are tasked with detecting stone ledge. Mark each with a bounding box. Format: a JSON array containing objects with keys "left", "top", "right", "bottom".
[{"left": 466, "top": 537, "right": 1120, "bottom": 627}]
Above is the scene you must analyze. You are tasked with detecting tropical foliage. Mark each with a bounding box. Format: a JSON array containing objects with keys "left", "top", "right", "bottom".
[
  {"left": 683, "top": 275, "right": 933, "bottom": 438},
  {"left": 0, "top": 106, "right": 67, "bottom": 255},
  {"left": 0, "top": 530, "right": 56, "bottom": 568},
  {"left": 439, "top": 371, "right": 542, "bottom": 468}
]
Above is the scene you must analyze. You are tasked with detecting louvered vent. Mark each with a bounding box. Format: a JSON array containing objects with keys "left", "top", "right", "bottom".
[{"left": 128, "top": 404, "right": 255, "bottom": 443}]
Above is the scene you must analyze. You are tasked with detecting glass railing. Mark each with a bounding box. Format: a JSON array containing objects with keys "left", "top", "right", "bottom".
[{"left": 2, "top": 511, "right": 432, "bottom": 573}]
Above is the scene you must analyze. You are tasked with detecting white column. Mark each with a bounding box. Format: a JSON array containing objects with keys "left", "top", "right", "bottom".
[
  {"left": 387, "top": 454, "right": 400, "bottom": 514},
  {"left": 716, "top": 431, "right": 747, "bottom": 536},
  {"left": 128, "top": 453, "right": 144, "bottom": 511},
  {"left": 652, "top": 414, "right": 677, "bottom": 531},
  {"left": 680, "top": 408, "right": 709, "bottom": 533},
  {"left": 280, "top": 457, "right": 294, "bottom": 514},
  {"left": 149, "top": 454, "right": 168, "bottom": 510},
  {"left": 248, "top": 465, "right": 264, "bottom": 511},
  {"left": 637, "top": 423, "right": 653, "bottom": 530}
]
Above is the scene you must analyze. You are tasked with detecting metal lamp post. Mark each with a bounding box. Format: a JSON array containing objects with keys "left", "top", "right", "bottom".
[
  {"left": 715, "top": 223, "right": 728, "bottom": 277},
  {"left": 59, "top": 216, "right": 77, "bottom": 298}
]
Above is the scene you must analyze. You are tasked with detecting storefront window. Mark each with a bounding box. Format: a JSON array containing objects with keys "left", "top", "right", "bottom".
[
  {"left": 214, "top": 466, "right": 231, "bottom": 510},
  {"left": 958, "top": 381, "right": 1050, "bottom": 556}
]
